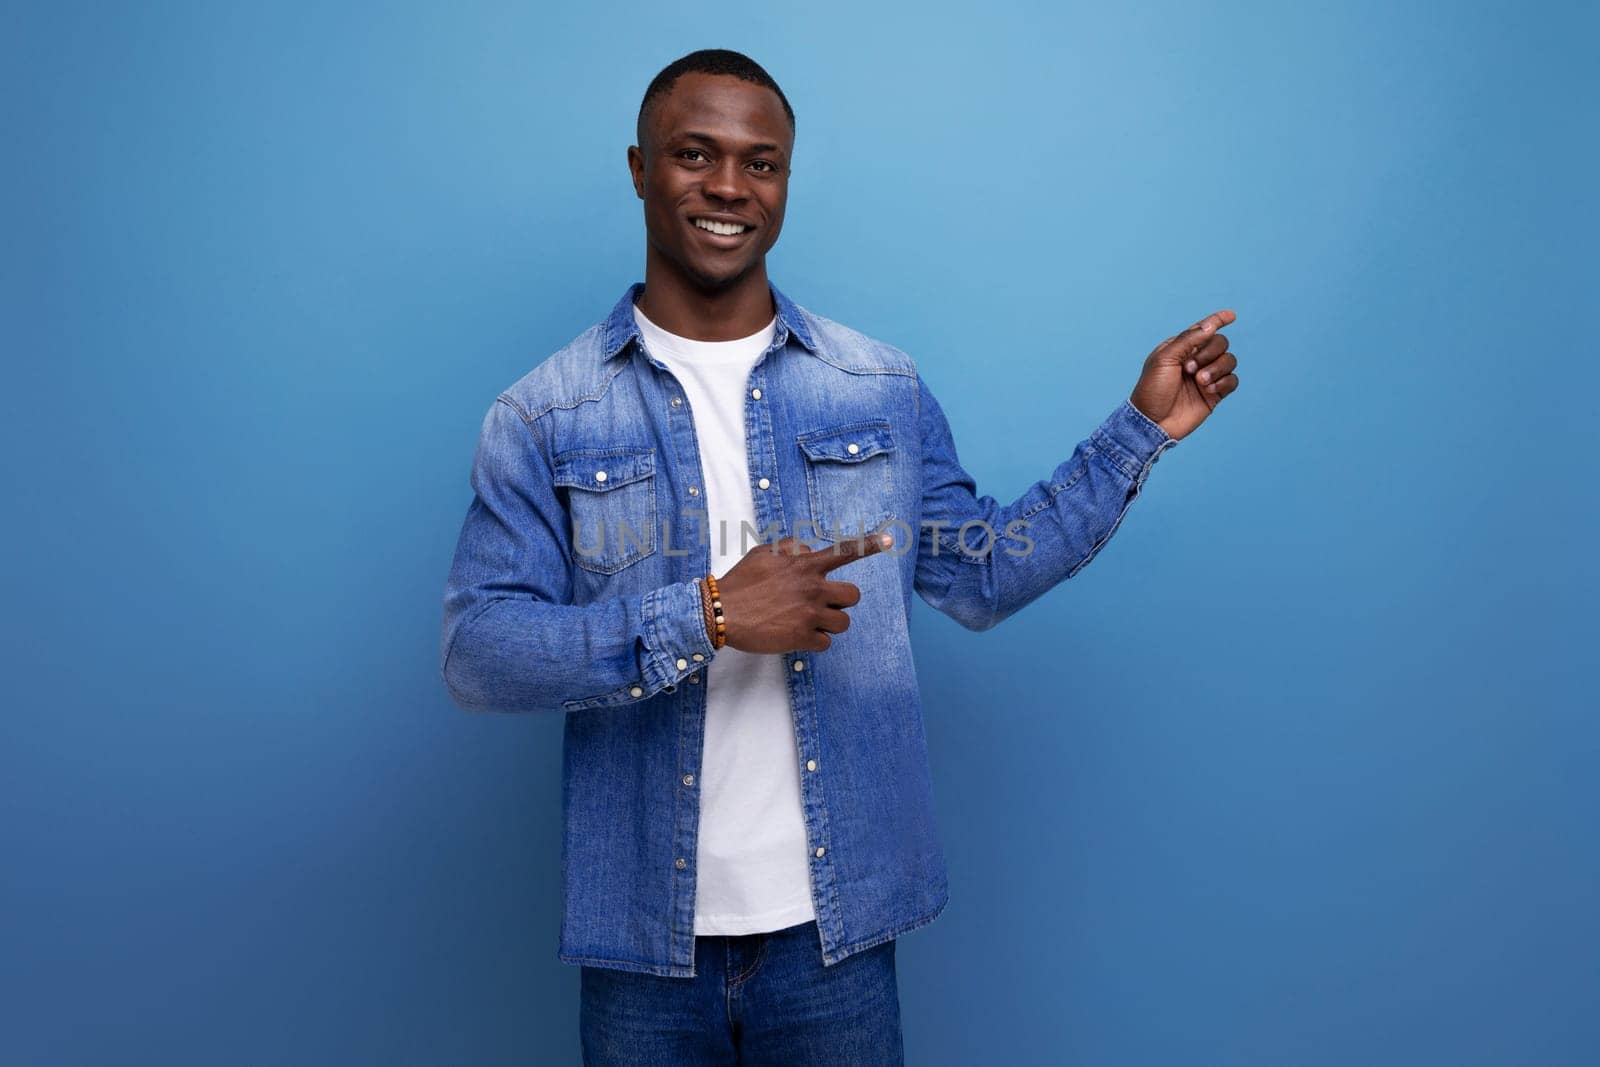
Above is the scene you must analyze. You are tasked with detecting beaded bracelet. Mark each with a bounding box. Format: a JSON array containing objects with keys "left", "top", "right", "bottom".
[
  {"left": 699, "top": 578, "right": 716, "bottom": 646},
  {"left": 704, "top": 572, "right": 727, "bottom": 649}
]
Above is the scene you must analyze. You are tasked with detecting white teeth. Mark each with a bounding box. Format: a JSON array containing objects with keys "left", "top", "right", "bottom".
[{"left": 694, "top": 218, "right": 748, "bottom": 236}]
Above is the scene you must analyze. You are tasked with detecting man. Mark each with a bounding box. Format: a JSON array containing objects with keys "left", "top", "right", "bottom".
[{"left": 440, "top": 48, "right": 1240, "bottom": 1065}]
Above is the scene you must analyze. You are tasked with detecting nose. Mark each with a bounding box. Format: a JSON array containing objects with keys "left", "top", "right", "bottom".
[{"left": 702, "top": 156, "right": 749, "bottom": 205}]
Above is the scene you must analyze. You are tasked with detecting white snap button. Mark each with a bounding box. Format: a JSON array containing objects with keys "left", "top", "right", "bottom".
[
  {"left": 806, "top": 759, "right": 817, "bottom": 772},
  {"left": 594, "top": 470, "right": 607, "bottom": 483},
  {"left": 793, "top": 660, "right": 805, "bottom": 671},
  {"left": 688, "top": 486, "right": 699, "bottom": 496},
  {"left": 757, "top": 477, "right": 770, "bottom": 490},
  {"left": 671, "top": 397, "right": 682, "bottom": 407},
  {"left": 847, "top": 443, "right": 859, "bottom": 455},
  {"left": 629, "top": 686, "right": 643, "bottom": 697},
  {"left": 676, "top": 658, "right": 688, "bottom": 670},
  {"left": 814, "top": 847, "right": 826, "bottom": 858},
  {"left": 692, "top": 653, "right": 704, "bottom": 662},
  {"left": 751, "top": 388, "right": 762, "bottom": 400},
  {"left": 675, "top": 857, "right": 687, "bottom": 869},
  {"left": 683, "top": 774, "right": 694, "bottom": 786}
]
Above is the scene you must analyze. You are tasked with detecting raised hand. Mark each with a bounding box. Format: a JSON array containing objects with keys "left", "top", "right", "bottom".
[
  {"left": 714, "top": 530, "right": 894, "bottom": 654},
  {"left": 1128, "top": 309, "right": 1240, "bottom": 441}
]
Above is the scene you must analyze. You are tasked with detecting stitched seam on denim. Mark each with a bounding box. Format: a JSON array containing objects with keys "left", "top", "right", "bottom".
[
  {"left": 795, "top": 312, "right": 919, "bottom": 374},
  {"left": 569, "top": 474, "right": 656, "bottom": 575},
  {"left": 909, "top": 376, "right": 989, "bottom": 564},
  {"left": 1013, "top": 463, "right": 1092, "bottom": 535},
  {"left": 805, "top": 353, "right": 917, "bottom": 378},
  {"left": 1043, "top": 462, "right": 1090, "bottom": 507},
  {"left": 560, "top": 952, "right": 684, "bottom": 976},
  {"left": 1095, "top": 442, "right": 1139, "bottom": 484},
  {"left": 496, "top": 393, "right": 546, "bottom": 450},
  {"left": 792, "top": 669, "right": 845, "bottom": 946},
  {"left": 796, "top": 419, "right": 894, "bottom": 447},
  {"left": 729, "top": 936, "right": 767, "bottom": 988},
  {"left": 560, "top": 444, "right": 659, "bottom": 572},
  {"left": 946, "top": 519, "right": 1003, "bottom": 568},
  {"left": 1066, "top": 487, "right": 1141, "bottom": 580},
  {"left": 562, "top": 678, "right": 640, "bottom": 712},
  {"left": 552, "top": 445, "right": 655, "bottom": 489},
  {"left": 1120, "top": 398, "right": 1171, "bottom": 444},
  {"left": 803, "top": 454, "right": 894, "bottom": 544},
  {"left": 674, "top": 647, "right": 694, "bottom": 954},
  {"left": 953, "top": 540, "right": 989, "bottom": 565},
  {"left": 797, "top": 413, "right": 895, "bottom": 544},
  {"left": 785, "top": 673, "right": 829, "bottom": 952},
  {"left": 948, "top": 461, "right": 1097, "bottom": 590},
  {"left": 745, "top": 363, "right": 788, "bottom": 539},
  {"left": 831, "top": 894, "right": 949, "bottom": 961},
  {"left": 491, "top": 399, "right": 565, "bottom": 574},
  {"left": 522, "top": 359, "right": 630, "bottom": 423},
  {"left": 1089, "top": 434, "right": 1139, "bottom": 481},
  {"left": 642, "top": 586, "right": 668, "bottom": 693},
  {"left": 919, "top": 524, "right": 993, "bottom": 567},
  {"left": 1088, "top": 430, "right": 1127, "bottom": 476}
]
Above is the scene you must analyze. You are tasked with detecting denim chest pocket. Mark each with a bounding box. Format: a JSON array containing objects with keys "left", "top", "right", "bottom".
[
  {"left": 796, "top": 420, "right": 896, "bottom": 542},
  {"left": 553, "top": 446, "right": 658, "bottom": 574}
]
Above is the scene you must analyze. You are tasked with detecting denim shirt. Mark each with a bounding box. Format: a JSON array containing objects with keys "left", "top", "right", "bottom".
[{"left": 440, "top": 281, "right": 1177, "bottom": 978}]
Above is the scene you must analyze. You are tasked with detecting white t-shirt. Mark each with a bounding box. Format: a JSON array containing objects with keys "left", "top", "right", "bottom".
[{"left": 632, "top": 301, "right": 817, "bottom": 936}]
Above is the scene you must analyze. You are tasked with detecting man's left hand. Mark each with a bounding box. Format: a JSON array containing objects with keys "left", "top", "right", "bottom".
[{"left": 1128, "top": 309, "right": 1240, "bottom": 441}]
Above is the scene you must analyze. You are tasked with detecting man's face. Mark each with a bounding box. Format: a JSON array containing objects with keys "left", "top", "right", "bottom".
[{"left": 628, "top": 72, "right": 792, "bottom": 292}]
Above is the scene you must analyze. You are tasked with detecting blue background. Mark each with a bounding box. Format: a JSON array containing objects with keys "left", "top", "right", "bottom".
[{"left": 4, "top": 1, "right": 1595, "bottom": 1063}]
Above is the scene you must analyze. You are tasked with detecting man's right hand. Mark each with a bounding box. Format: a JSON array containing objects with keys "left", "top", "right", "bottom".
[{"left": 714, "top": 531, "right": 894, "bottom": 654}]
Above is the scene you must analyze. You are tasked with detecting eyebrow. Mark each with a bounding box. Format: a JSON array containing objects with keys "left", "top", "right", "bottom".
[{"left": 679, "top": 130, "right": 786, "bottom": 155}]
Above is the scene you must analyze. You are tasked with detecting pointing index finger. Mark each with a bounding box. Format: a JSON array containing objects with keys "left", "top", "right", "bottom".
[
  {"left": 1192, "top": 309, "right": 1237, "bottom": 334},
  {"left": 1159, "top": 308, "right": 1237, "bottom": 359},
  {"left": 811, "top": 529, "right": 894, "bottom": 571}
]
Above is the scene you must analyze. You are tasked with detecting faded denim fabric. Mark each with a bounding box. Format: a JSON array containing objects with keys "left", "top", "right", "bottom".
[
  {"left": 440, "top": 281, "right": 1177, "bottom": 978},
  {"left": 579, "top": 920, "right": 902, "bottom": 1063}
]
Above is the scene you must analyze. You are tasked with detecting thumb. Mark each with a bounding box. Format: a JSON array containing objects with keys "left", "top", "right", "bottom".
[{"left": 1155, "top": 324, "right": 1208, "bottom": 366}]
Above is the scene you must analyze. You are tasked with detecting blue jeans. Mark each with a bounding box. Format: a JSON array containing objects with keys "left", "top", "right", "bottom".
[{"left": 579, "top": 920, "right": 903, "bottom": 1065}]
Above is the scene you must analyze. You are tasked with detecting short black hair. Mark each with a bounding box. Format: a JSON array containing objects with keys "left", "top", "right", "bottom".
[{"left": 636, "top": 49, "right": 795, "bottom": 148}]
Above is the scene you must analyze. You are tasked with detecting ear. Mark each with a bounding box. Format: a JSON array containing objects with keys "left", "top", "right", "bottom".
[{"left": 626, "top": 145, "right": 646, "bottom": 200}]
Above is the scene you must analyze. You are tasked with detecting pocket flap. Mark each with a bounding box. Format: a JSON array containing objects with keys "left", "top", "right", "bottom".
[
  {"left": 552, "top": 446, "right": 655, "bottom": 491},
  {"left": 796, "top": 421, "right": 894, "bottom": 464}
]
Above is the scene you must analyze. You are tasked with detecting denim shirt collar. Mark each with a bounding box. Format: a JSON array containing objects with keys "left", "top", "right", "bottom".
[{"left": 600, "top": 279, "right": 817, "bottom": 360}]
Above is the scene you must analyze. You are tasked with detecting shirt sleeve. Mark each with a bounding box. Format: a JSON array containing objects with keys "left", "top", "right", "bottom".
[
  {"left": 911, "top": 371, "right": 1177, "bottom": 631},
  {"left": 440, "top": 396, "right": 716, "bottom": 713}
]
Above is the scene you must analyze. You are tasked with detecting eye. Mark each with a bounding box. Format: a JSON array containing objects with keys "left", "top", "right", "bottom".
[
  {"left": 678, "top": 149, "right": 708, "bottom": 162},
  {"left": 749, "top": 160, "right": 776, "bottom": 173}
]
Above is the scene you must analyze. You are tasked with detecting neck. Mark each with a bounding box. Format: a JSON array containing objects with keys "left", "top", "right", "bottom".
[{"left": 635, "top": 253, "right": 774, "bottom": 341}]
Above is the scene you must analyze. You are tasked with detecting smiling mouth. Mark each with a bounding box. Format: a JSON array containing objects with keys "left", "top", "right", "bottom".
[{"left": 691, "top": 217, "right": 752, "bottom": 237}]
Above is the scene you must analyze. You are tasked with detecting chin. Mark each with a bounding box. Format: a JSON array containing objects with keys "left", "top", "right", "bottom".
[{"left": 684, "top": 258, "right": 756, "bottom": 292}]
